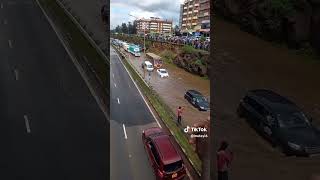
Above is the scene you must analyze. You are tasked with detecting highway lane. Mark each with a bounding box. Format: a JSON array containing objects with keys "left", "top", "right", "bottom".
[
  {"left": 0, "top": 0, "right": 108, "bottom": 179},
  {"left": 110, "top": 46, "right": 159, "bottom": 180}
]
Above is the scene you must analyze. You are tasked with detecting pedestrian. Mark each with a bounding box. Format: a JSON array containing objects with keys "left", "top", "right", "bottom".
[
  {"left": 177, "top": 106, "right": 184, "bottom": 125},
  {"left": 217, "top": 141, "right": 233, "bottom": 180}
]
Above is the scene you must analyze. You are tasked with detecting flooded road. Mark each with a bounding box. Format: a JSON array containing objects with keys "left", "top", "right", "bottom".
[
  {"left": 213, "top": 18, "right": 320, "bottom": 180},
  {"left": 118, "top": 48, "right": 210, "bottom": 128}
]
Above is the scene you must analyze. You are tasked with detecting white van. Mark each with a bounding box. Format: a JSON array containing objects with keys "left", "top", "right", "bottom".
[{"left": 143, "top": 61, "right": 154, "bottom": 71}]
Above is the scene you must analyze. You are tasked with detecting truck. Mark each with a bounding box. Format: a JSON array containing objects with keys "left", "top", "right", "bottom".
[
  {"left": 146, "top": 53, "right": 163, "bottom": 69},
  {"left": 128, "top": 44, "right": 141, "bottom": 57},
  {"left": 122, "top": 42, "right": 129, "bottom": 52}
]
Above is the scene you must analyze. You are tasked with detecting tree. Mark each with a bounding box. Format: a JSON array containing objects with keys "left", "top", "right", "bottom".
[
  {"left": 132, "top": 20, "right": 137, "bottom": 34},
  {"left": 115, "top": 25, "right": 121, "bottom": 33},
  {"left": 174, "top": 25, "right": 181, "bottom": 36},
  {"left": 121, "top": 23, "right": 128, "bottom": 34},
  {"left": 128, "top": 22, "right": 134, "bottom": 34}
]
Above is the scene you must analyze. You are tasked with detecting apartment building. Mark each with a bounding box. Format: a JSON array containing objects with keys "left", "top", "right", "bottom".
[
  {"left": 199, "top": 0, "right": 210, "bottom": 31},
  {"left": 135, "top": 17, "right": 173, "bottom": 34},
  {"left": 180, "top": 0, "right": 210, "bottom": 33}
]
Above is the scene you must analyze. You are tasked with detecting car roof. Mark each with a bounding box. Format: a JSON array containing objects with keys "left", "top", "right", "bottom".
[
  {"left": 159, "top": 69, "right": 166, "bottom": 71},
  {"left": 152, "top": 135, "right": 182, "bottom": 165},
  {"left": 247, "top": 89, "right": 299, "bottom": 113},
  {"left": 144, "top": 61, "right": 152, "bottom": 65},
  {"left": 187, "top": 90, "right": 202, "bottom": 95}
]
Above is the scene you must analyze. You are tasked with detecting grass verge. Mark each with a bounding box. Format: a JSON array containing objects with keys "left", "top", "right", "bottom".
[
  {"left": 113, "top": 46, "right": 202, "bottom": 175},
  {"left": 38, "top": 0, "right": 109, "bottom": 88}
]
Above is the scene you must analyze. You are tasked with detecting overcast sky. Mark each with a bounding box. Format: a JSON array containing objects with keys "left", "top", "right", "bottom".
[{"left": 110, "top": 0, "right": 185, "bottom": 29}]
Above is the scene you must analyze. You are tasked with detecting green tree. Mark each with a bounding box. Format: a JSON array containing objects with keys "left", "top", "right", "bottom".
[
  {"left": 115, "top": 25, "right": 121, "bottom": 33},
  {"left": 121, "top": 23, "right": 128, "bottom": 34},
  {"left": 128, "top": 22, "right": 135, "bottom": 34}
]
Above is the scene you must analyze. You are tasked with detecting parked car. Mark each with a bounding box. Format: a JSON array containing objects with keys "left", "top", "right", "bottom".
[
  {"left": 237, "top": 89, "right": 320, "bottom": 156},
  {"left": 142, "top": 127, "right": 186, "bottom": 180},
  {"left": 184, "top": 90, "right": 210, "bottom": 111},
  {"left": 157, "top": 69, "right": 169, "bottom": 78}
]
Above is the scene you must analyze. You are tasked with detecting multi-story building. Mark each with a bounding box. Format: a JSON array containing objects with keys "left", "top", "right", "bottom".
[
  {"left": 135, "top": 17, "right": 173, "bottom": 35},
  {"left": 199, "top": 0, "right": 210, "bottom": 31},
  {"left": 180, "top": 0, "right": 210, "bottom": 34}
]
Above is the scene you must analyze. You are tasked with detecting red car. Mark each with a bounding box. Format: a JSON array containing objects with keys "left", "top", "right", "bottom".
[{"left": 142, "top": 127, "right": 186, "bottom": 180}]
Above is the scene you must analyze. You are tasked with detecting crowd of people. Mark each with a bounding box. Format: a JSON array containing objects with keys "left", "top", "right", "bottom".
[{"left": 141, "top": 34, "right": 211, "bottom": 51}]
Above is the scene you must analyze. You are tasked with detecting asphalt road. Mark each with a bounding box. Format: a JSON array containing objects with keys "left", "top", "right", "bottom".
[
  {"left": 110, "top": 46, "right": 160, "bottom": 180},
  {"left": 0, "top": 0, "right": 108, "bottom": 179}
]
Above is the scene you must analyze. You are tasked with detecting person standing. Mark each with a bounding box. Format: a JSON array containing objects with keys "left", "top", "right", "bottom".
[
  {"left": 217, "top": 141, "right": 233, "bottom": 180},
  {"left": 177, "top": 106, "right": 184, "bottom": 125}
]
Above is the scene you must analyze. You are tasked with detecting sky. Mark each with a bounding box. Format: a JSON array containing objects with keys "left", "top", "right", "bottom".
[{"left": 110, "top": 0, "right": 185, "bottom": 29}]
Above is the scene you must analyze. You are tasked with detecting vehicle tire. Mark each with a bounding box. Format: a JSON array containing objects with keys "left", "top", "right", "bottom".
[{"left": 275, "top": 142, "right": 292, "bottom": 156}]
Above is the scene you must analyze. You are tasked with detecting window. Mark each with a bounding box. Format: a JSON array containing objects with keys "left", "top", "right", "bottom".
[
  {"left": 164, "top": 160, "right": 183, "bottom": 173},
  {"left": 246, "top": 97, "right": 267, "bottom": 116},
  {"left": 149, "top": 142, "right": 161, "bottom": 165}
]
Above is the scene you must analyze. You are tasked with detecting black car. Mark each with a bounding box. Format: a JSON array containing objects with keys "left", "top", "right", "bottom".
[
  {"left": 184, "top": 90, "right": 210, "bottom": 111},
  {"left": 237, "top": 89, "right": 320, "bottom": 156}
]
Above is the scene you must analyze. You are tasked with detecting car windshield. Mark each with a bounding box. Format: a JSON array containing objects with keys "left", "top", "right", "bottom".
[
  {"left": 195, "top": 96, "right": 207, "bottom": 103},
  {"left": 277, "top": 111, "right": 310, "bottom": 128},
  {"left": 163, "top": 160, "right": 182, "bottom": 173},
  {"left": 160, "top": 70, "right": 167, "bottom": 73}
]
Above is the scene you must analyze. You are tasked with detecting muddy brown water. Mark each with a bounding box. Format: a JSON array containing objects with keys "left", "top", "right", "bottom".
[
  {"left": 212, "top": 18, "right": 320, "bottom": 180},
  {"left": 119, "top": 48, "right": 210, "bottom": 128}
]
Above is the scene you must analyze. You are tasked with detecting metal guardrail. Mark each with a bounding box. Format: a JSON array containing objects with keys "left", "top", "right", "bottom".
[
  {"left": 55, "top": 0, "right": 109, "bottom": 93},
  {"left": 57, "top": 0, "right": 110, "bottom": 64}
]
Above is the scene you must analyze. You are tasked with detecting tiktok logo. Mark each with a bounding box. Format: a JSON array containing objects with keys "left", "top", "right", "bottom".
[{"left": 184, "top": 126, "right": 190, "bottom": 133}]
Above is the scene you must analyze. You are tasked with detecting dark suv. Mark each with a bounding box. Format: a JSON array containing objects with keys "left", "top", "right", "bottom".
[
  {"left": 184, "top": 90, "right": 210, "bottom": 111},
  {"left": 142, "top": 127, "right": 186, "bottom": 179},
  {"left": 237, "top": 89, "right": 320, "bottom": 156}
]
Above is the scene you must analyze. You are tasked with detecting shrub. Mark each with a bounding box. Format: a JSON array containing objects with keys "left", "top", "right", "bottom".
[
  {"left": 182, "top": 45, "right": 196, "bottom": 54},
  {"left": 160, "top": 50, "right": 176, "bottom": 63}
]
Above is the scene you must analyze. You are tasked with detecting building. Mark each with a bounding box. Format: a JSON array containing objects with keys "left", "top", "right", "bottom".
[
  {"left": 199, "top": 0, "right": 210, "bottom": 32},
  {"left": 179, "top": 4, "right": 183, "bottom": 29},
  {"left": 180, "top": 0, "right": 210, "bottom": 34},
  {"left": 135, "top": 17, "right": 173, "bottom": 35}
]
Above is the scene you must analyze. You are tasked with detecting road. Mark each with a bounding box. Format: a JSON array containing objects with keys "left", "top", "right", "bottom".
[
  {"left": 110, "top": 46, "right": 160, "bottom": 180},
  {"left": 0, "top": 0, "right": 108, "bottom": 179}
]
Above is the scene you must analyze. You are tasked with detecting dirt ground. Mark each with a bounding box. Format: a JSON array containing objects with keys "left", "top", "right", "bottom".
[
  {"left": 118, "top": 48, "right": 210, "bottom": 128},
  {"left": 212, "top": 18, "right": 320, "bottom": 180}
]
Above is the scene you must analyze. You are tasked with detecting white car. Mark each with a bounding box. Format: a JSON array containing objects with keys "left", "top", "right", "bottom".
[{"left": 157, "top": 69, "right": 169, "bottom": 78}]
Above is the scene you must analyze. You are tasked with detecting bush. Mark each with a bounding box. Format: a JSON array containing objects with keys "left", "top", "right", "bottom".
[
  {"left": 182, "top": 45, "right": 196, "bottom": 54},
  {"left": 194, "top": 58, "right": 205, "bottom": 66},
  {"left": 160, "top": 50, "right": 176, "bottom": 63}
]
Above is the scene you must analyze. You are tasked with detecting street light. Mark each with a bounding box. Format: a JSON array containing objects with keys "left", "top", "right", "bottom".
[{"left": 129, "top": 14, "right": 146, "bottom": 55}]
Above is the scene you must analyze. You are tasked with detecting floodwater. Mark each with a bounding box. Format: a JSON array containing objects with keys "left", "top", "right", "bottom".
[
  {"left": 213, "top": 18, "right": 320, "bottom": 180},
  {"left": 119, "top": 48, "right": 210, "bottom": 127}
]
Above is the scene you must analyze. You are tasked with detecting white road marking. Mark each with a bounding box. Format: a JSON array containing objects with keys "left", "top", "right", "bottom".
[
  {"left": 117, "top": 98, "right": 120, "bottom": 104},
  {"left": 0, "top": 3, "right": 3, "bottom": 9},
  {"left": 114, "top": 83, "right": 117, "bottom": 88},
  {"left": 115, "top": 51, "right": 162, "bottom": 128},
  {"left": 122, "top": 124, "right": 128, "bottom": 139},
  {"left": 14, "top": 69, "right": 19, "bottom": 80},
  {"left": 129, "top": 154, "right": 132, "bottom": 158},
  {"left": 112, "top": 73, "right": 114, "bottom": 78},
  {"left": 35, "top": 0, "right": 109, "bottom": 121},
  {"left": 8, "top": 40, "right": 13, "bottom": 48},
  {"left": 24, "top": 115, "right": 31, "bottom": 133}
]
